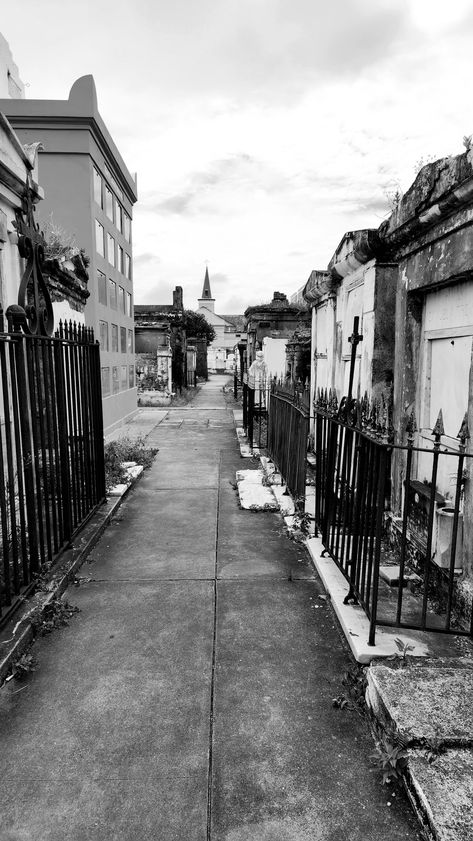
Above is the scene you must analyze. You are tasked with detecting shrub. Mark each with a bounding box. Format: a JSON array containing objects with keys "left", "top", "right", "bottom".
[{"left": 104, "top": 436, "right": 158, "bottom": 491}]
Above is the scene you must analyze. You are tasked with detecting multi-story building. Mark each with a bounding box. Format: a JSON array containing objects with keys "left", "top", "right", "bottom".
[{"left": 0, "top": 73, "right": 138, "bottom": 434}]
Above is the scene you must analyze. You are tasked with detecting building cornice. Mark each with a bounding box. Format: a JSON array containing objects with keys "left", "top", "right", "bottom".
[
  {"left": 379, "top": 152, "right": 473, "bottom": 255},
  {"left": 302, "top": 270, "right": 338, "bottom": 304},
  {"left": 379, "top": 175, "right": 473, "bottom": 255},
  {"left": 328, "top": 229, "right": 382, "bottom": 280}
]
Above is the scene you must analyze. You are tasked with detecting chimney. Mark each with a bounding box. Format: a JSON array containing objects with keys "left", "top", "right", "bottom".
[{"left": 173, "top": 285, "right": 183, "bottom": 311}]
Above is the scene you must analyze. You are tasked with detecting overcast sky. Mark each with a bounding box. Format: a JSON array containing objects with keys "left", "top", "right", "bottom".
[{"left": 3, "top": 0, "right": 473, "bottom": 313}]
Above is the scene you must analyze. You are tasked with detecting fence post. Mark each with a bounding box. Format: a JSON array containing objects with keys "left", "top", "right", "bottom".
[
  {"left": 368, "top": 445, "right": 389, "bottom": 646},
  {"left": 12, "top": 335, "right": 40, "bottom": 572},
  {"left": 421, "top": 411, "right": 444, "bottom": 629},
  {"left": 248, "top": 386, "right": 255, "bottom": 447},
  {"left": 54, "top": 336, "right": 73, "bottom": 545}
]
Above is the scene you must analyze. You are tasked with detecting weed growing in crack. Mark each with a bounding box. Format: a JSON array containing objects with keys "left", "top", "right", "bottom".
[
  {"left": 30, "top": 598, "right": 80, "bottom": 636},
  {"left": 423, "top": 731, "right": 447, "bottom": 764},
  {"left": 332, "top": 664, "right": 411, "bottom": 786},
  {"left": 332, "top": 665, "right": 367, "bottom": 717},
  {"left": 394, "top": 637, "right": 415, "bottom": 665},
  {"left": 12, "top": 652, "right": 38, "bottom": 681},
  {"left": 370, "top": 740, "right": 408, "bottom": 785}
]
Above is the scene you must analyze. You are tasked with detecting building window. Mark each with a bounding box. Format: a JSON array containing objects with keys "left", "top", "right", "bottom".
[
  {"left": 95, "top": 220, "right": 104, "bottom": 257},
  {"left": 105, "top": 185, "right": 113, "bottom": 221},
  {"left": 109, "top": 279, "right": 117, "bottom": 309},
  {"left": 121, "top": 365, "right": 127, "bottom": 389},
  {"left": 107, "top": 233, "right": 115, "bottom": 267},
  {"left": 120, "top": 326, "right": 126, "bottom": 353},
  {"left": 118, "top": 245, "right": 124, "bottom": 275},
  {"left": 118, "top": 286, "right": 125, "bottom": 313},
  {"left": 101, "top": 366, "right": 110, "bottom": 396},
  {"left": 125, "top": 253, "right": 131, "bottom": 280},
  {"left": 129, "top": 365, "right": 135, "bottom": 389},
  {"left": 126, "top": 292, "right": 132, "bottom": 316},
  {"left": 123, "top": 212, "right": 131, "bottom": 242},
  {"left": 97, "top": 270, "right": 107, "bottom": 305},
  {"left": 99, "top": 320, "right": 109, "bottom": 350},
  {"left": 112, "top": 366, "right": 119, "bottom": 394},
  {"left": 93, "top": 168, "right": 103, "bottom": 207},
  {"left": 115, "top": 199, "right": 122, "bottom": 233},
  {"left": 127, "top": 329, "right": 133, "bottom": 353},
  {"left": 111, "top": 323, "right": 118, "bottom": 352}
]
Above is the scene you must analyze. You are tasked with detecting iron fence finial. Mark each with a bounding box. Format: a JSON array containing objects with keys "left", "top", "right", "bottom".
[
  {"left": 432, "top": 409, "right": 445, "bottom": 439},
  {"left": 457, "top": 412, "right": 470, "bottom": 445}
]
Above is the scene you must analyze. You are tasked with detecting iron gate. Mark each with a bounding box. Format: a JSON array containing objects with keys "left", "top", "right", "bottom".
[
  {"left": 313, "top": 389, "right": 472, "bottom": 644},
  {"left": 267, "top": 381, "right": 309, "bottom": 507},
  {"left": 0, "top": 179, "right": 105, "bottom": 626}
]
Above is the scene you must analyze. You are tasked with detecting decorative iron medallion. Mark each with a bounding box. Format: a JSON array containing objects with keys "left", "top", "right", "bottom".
[{"left": 7, "top": 174, "right": 54, "bottom": 336}]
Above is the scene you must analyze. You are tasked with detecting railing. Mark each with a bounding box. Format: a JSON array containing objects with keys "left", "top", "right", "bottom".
[
  {"left": 242, "top": 376, "right": 269, "bottom": 449},
  {"left": 267, "top": 380, "right": 309, "bottom": 508},
  {"left": 0, "top": 318, "right": 105, "bottom": 626},
  {"left": 313, "top": 389, "right": 472, "bottom": 644}
]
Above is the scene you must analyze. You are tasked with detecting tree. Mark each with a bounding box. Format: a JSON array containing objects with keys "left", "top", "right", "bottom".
[{"left": 182, "top": 310, "right": 216, "bottom": 345}]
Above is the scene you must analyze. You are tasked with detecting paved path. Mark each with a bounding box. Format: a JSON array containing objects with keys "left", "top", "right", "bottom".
[{"left": 0, "top": 377, "right": 423, "bottom": 840}]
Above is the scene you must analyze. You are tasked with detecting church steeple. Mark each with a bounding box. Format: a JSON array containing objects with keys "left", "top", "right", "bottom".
[
  {"left": 201, "top": 267, "right": 213, "bottom": 300},
  {"left": 198, "top": 266, "right": 215, "bottom": 312}
]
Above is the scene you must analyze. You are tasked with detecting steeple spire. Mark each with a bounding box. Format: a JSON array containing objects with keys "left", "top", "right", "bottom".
[
  {"left": 201, "top": 266, "right": 213, "bottom": 301},
  {"left": 197, "top": 266, "right": 215, "bottom": 312}
]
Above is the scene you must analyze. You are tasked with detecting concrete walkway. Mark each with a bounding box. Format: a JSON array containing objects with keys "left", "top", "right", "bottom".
[{"left": 0, "top": 376, "right": 423, "bottom": 840}]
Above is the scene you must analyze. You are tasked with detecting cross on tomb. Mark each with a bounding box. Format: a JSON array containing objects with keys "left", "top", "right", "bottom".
[{"left": 347, "top": 316, "right": 363, "bottom": 400}]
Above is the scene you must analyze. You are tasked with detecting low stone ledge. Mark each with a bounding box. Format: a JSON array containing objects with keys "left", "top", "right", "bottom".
[
  {"left": 406, "top": 749, "right": 473, "bottom": 841},
  {"left": 367, "top": 662, "right": 473, "bottom": 746}
]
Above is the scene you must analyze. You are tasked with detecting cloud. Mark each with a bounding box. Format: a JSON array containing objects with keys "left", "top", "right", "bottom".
[
  {"left": 356, "top": 196, "right": 391, "bottom": 218},
  {"left": 210, "top": 272, "right": 229, "bottom": 285},
  {"left": 134, "top": 279, "right": 174, "bottom": 305},
  {"left": 134, "top": 252, "right": 161, "bottom": 266},
  {"left": 220, "top": 294, "right": 248, "bottom": 313},
  {"left": 126, "top": 0, "right": 410, "bottom": 103},
  {"left": 142, "top": 153, "right": 290, "bottom": 216},
  {"left": 154, "top": 192, "right": 195, "bottom": 215}
]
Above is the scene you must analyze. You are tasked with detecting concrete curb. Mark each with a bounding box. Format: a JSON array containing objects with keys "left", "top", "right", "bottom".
[
  {"left": 0, "top": 471, "right": 142, "bottom": 687},
  {"left": 305, "top": 537, "right": 429, "bottom": 664}
]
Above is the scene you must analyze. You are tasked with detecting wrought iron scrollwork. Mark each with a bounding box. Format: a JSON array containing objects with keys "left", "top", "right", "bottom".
[{"left": 7, "top": 174, "right": 54, "bottom": 336}]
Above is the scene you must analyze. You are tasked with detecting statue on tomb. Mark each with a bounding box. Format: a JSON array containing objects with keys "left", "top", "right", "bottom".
[{"left": 248, "top": 350, "right": 268, "bottom": 406}]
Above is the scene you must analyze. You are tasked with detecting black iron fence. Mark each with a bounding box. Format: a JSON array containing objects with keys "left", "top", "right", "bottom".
[
  {"left": 267, "top": 380, "right": 309, "bottom": 507},
  {"left": 0, "top": 316, "right": 105, "bottom": 626},
  {"left": 313, "top": 389, "right": 472, "bottom": 644}
]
